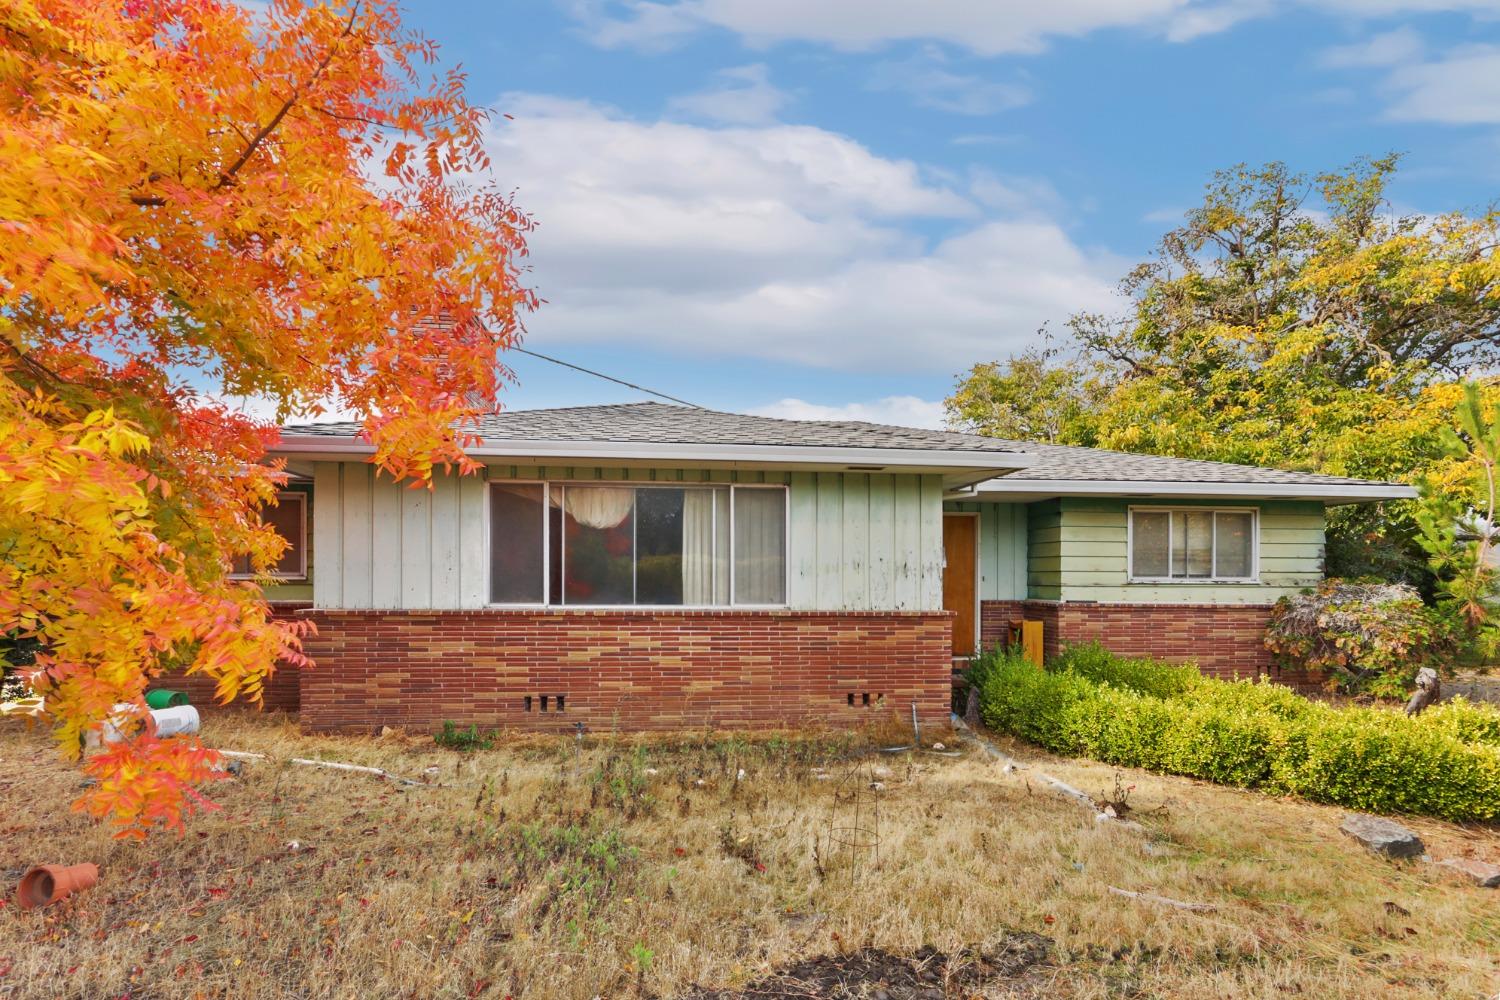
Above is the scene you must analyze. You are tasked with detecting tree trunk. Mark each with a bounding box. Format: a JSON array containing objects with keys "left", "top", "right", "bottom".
[{"left": 1405, "top": 667, "right": 1440, "bottom": 717}]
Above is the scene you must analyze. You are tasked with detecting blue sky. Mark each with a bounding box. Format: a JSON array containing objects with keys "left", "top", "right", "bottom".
[{"left": 384, "top": 1, "right": 1500, "bottom": 428}]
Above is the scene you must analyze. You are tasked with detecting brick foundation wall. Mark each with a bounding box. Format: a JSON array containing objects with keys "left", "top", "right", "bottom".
[
  {"left": 148, "top": 602, "right": 309, "bottom": 713},
  {"left": 979, "top": 599, "right": 1319, "bottom": 686},
  {"left": 297, "top": 609, "right": 954, "bottom": 734}
]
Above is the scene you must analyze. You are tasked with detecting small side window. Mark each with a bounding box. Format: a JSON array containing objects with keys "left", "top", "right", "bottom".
[{"left": 231, "top": 492, "right": 307, "bottom": 579}]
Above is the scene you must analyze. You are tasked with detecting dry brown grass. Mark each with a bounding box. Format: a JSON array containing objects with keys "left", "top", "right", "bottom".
[{"left": 1, "top": 711, "right": 1498, "bottom": 999}]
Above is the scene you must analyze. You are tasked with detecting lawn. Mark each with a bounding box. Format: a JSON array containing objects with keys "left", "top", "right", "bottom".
[{"left": 1, "top": 712, "right": 1497, "bottom": 999}]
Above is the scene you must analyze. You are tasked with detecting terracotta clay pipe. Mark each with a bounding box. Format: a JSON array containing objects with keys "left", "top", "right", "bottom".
[{"left": 16, "top": 863, "right": 99, "bottom": 910}]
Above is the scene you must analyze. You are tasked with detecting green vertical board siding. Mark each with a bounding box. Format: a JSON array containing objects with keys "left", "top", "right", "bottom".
[
  {"left": 430, "top": 471, "right": 460, "bottom": 606},
  {"left": 457, "top": 471, "right": 488, "bottom": 608},
  {"left": 891, "top": 474, "right": 922, "bottom": 610},
  {"left": 311, "top": 461, "right": 943, "bottom": 611},
  {"left": 842, "top": 473, "right": 871, "bottom": 609},
  {"left": 867, "top": 475, "right": 896, "bottom": 609},
  {"left": 340, "top": 464, "right": 374, "bottom": 607},
  {"left": 311, "top": 463, "right": 341, "bottom": 607},
  {"left": 1022, "top": 496, "right": 1324, "bottom": 603},
  {"left": 787, "top": 471, "right": 819, "bottom": 607},
  {"left": 947, "top": 501, "right": 1028, "bottom": 601},
  {"left": 814, "top": 472, "right": 845, "bottom": 608},
  {"left": 369, "top": 471, "right": 402, "bottom": 608}
]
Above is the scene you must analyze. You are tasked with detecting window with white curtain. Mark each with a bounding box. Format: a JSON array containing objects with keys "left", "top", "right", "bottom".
[
  {"left": 489, "top": 482, "right": 786, "bottom": 606},
  {"left": 1128, "top": 507, "right": 1258, "bottom": 582}
]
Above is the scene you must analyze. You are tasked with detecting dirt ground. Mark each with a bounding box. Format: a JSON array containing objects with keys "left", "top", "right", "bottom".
[{"left": 1, "top": 711, "right": 1497, "bottom": 999}]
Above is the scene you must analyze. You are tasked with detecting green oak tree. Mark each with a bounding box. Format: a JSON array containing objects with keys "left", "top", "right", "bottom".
[{"left": 947, "top": 156, "right": 1500, "bottom": 585}]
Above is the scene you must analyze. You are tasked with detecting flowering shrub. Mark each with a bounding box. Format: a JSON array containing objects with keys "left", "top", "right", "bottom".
[{"left": 1264, "top": 580, "right": 1452, "bottom": 697}]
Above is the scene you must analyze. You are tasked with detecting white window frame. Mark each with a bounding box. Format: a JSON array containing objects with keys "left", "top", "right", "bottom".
[
  {"left": 1126, "top": 505, "right": 1259, "bottom": 584},
  {"left": 485, "top": 480, "right": 790, "bottom": 609},
  {"left": 229, "top": 491, "right": 307, "bottom": 581}
]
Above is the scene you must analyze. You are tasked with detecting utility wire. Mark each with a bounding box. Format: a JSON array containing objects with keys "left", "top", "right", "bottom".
[{"left": 511, "top": 345, "right": 703, "bottom": 409}]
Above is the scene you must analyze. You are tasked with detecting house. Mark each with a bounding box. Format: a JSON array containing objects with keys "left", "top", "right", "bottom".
[{"left": 244, "top": 402, "right": 1414, "bottom": 733}]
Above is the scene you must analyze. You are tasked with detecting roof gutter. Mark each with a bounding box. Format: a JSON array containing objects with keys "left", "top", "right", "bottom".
[
  {"left": 971, "top": 478, "right": 1417, "bottom": 504},
  {"left": 271, "top": 435, "right": 1037, "bottom": 472}
]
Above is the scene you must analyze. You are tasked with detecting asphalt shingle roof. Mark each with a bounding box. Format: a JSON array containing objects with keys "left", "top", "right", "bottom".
[
  {"left": 283, "top": 402, "right": 1026, "bottom": 454},
  {"left": 982, "top": 439, "right": 1397, "bottom": 487},
  {"left": 281, "top": 402, "right": 1404, "bottom": 488}
]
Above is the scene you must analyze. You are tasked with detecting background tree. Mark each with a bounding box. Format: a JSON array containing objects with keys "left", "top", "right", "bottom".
[
  {"left": 947, "top": 157, "right": 1500, "bottom": 586},
  {"left": 1, "top": 0, "right": 535, "bottom": 836},
  {"left": 1415, "top": 382, "right": 1500, "bottom": 660}
]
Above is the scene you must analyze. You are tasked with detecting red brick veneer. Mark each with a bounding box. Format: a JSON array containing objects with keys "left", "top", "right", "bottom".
[
  {"left": 148, "top": 602, "right": 309, "bottom": 713},
  {"left": 979, "top": 599, "right": 1318, "bottom": 686},
  {"left": 296, "top": 609, "right": 954, "bottom": 734}
]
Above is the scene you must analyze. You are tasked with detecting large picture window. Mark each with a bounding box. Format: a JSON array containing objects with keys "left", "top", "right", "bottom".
[
  {"left": 1128, "top": 507, "right": 1257, "bottom": 582},
  {"left": 489, "top": 482, "right": 786, "bottom": 607}
]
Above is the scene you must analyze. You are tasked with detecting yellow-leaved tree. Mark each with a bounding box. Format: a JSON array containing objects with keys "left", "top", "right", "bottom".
[{"left": 1, "top": 0, "right": 535, "bottom": 836}]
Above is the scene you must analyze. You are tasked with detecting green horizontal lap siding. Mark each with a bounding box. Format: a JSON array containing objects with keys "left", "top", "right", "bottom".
[
  {"left": 1024, "top": 497, "right": 1324, "bottom": 604},
  {"left": 946, "top": 500, "right": 1027, "bottom": 601},
  {"left": 314, "top": 462, "right": 944, "bottom": 612}
]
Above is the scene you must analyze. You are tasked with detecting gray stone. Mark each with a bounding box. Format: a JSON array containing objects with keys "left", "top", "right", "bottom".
[
  {"left": 1340, "top": 814, "right": 1425, "bottom": 859},
  {"left": 1435, "top": 857, "right": 1500, "bottom": 888}
]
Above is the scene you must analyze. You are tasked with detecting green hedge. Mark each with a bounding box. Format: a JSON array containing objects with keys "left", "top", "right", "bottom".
[{"left": 972, "top": 644, "right": 1500, "bottom": 823}]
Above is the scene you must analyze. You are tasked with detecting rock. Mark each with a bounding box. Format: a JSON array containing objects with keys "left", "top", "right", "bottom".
[
  {"left": 931, "top": 742, "right": 946, "bottom": 751},
  {"left": 1435, "top": 857, "right": 1500, "bottom": 888},
  {"left": 1340, "top": 814, "right": 1425, "bottom": 859},
  {"left": 869, "top": 781, "right": 886, "bottom": 791}
]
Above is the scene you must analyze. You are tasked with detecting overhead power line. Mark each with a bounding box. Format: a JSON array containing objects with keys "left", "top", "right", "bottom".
[{"left": 511, "top": 346, "right": 703, "bottom": 409}]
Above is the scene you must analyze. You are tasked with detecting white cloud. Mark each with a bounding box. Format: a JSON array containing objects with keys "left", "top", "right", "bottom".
[
  {"left": 748, "top": 395, "right": 947, "bottom": 429},
  {"left": 1319, "top": 26, "right": 1425, "bottom": 67},
  {"left": 581, "top": 0, "right": 1195, "bottom": 55},
  {"left": 575, "top": 0, "right": 1499, "bottom": 55},
  {"left": 1164, "top": 2, "right": 1270, "bottom": 41},
  {"left": 1142, "top": 206, "right": 1186, "bottom": 224},
  {"left": 967, "top": 170, "right": 1067, "bottom": 218},
  {"left": 668, "top": 63, "right": 790, "bottom": 124},
  {"left": 213, "top": 393, "right": 361, "bottom": 425},
  {"left": 950, "top": 132, "right": 1025, "bottom": 147},
  {"left": 868, "top": 46, "right": 1032, "bottom": 116},
  {"left": 1385, "top": 44, "right": 1500, "bottom": 124},
  {"left": 483, "top": 95, "right": 1121, "bottom": 373}
]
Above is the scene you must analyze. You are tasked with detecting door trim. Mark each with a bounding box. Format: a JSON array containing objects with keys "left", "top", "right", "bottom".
[{"left": 943, "top": 511, "right": 981, "bottom": 658}]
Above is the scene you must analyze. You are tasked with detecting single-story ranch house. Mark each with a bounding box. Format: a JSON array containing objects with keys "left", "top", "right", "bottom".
[{"left": 237, "top": 402, "right": 1414, "bottom": 733}]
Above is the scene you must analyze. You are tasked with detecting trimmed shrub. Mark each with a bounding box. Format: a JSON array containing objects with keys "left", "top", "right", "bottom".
[
  {"left": 1415, "top": 696, "right": 1500, "bottom": 749},
  {"left": 973, "top": 646, "right": 1500, "bottom": 823},
  {"left": 1050, "top": 642, "right": 1201, "bottom": 699}
]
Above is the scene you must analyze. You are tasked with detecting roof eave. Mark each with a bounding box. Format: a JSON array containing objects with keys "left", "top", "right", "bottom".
[
  {"left": 968, "top": 478, "right": 1418, "bottom": 505},
  {"left": 271, "top": 434, "right": 1036, "bottom": 476}
]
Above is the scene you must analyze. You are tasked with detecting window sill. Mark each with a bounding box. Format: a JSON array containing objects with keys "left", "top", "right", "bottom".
[
  {"left": 484, "top": 604, "right": 792, "bottom": 611},
  {"left": 1127, "top": 578, "right": 1261, "bottom": 586}
]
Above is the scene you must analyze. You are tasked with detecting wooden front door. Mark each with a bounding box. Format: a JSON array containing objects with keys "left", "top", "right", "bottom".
[{"left": 942, "top": 514, "right": 978, "bottom": 657}]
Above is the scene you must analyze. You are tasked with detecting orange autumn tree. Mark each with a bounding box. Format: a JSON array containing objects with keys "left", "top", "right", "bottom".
[{"left": 0, "top": 0, "right": 535, "bottom": 836}]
